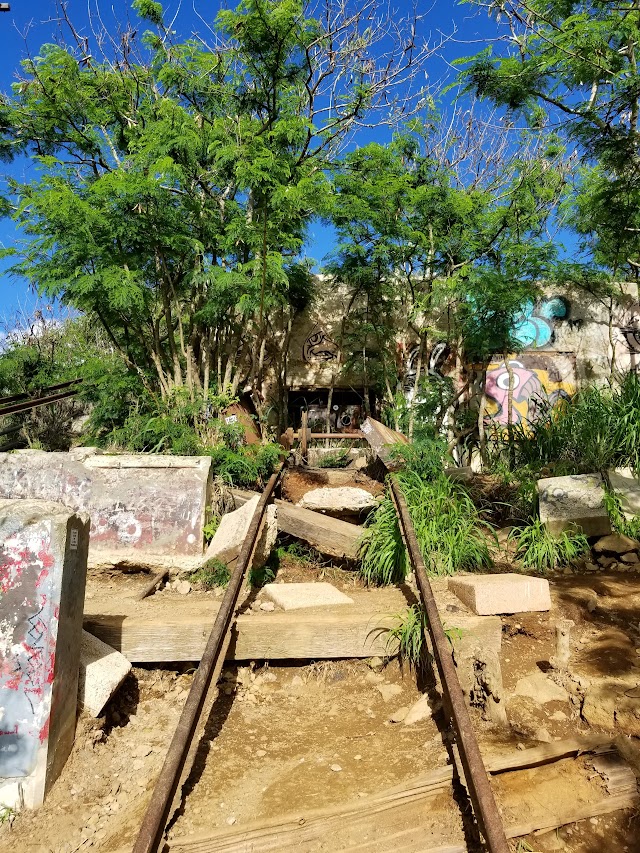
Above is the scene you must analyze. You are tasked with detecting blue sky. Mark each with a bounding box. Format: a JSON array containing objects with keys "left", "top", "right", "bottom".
[{"left": 0, "top": 1, "right": 502, "bottom": 319}]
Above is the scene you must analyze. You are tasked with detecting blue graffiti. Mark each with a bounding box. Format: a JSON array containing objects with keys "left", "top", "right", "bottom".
[{"left": 513, "top": 297, "right": 569, "bottom": 349}]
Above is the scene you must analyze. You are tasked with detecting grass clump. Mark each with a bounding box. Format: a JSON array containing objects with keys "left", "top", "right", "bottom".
[
  {"left": 386, "top": 605, "right": 463, "bottom": 673},
  {"left": 509, "top": 518, "right": 589, "bottom": 573},
  {"left": 191, "top": 558, "right": 231, "bottom": 588},
  {"left": 360, "top": 471, "right": 492, "bottom": 585},
  {"left": 498, "top": 372, "right": 640, "bottom": 476},
  {"left": 315, "top": 448, "right": 351, "bottom": 468}
]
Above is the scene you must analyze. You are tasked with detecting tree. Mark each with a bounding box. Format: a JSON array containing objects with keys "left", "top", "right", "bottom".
[
  {"left": 461, "top": 1, "right": 640, "bottom": 278},
  {"left": 0, "top": 0, "right": 436, "bottom": 431},
  {"left": 326, "top": 117, "right": 565, "bottom": 444}
]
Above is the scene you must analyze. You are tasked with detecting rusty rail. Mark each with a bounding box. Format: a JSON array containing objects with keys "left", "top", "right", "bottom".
[
  {"left": 389, "top": 479, "right": 510, "bottom": 853},
  {"left": 132, "top": 465, "right": 283, "bottom": 853}
]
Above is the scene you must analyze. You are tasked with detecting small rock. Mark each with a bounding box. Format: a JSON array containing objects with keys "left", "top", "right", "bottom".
[
  {"left": 330, "top": 763, "right": 342, "bottom": 772},
  {"left": 621, "top": 552, "right": 639, "bottom": 563},
  {"left": 376, "top": 683, "right": 403, "bottom": 702},
  {"left": 367, "top": 656, "right": 384, "bottom": 671},
  {"left": 291, "top": 675, "right": 304, "bottom": 687},
  {"left": 389, "top": 706, "right": 409, "bottom": 723},
  {"left": 516, "top": 743, "right": 525, "bottom": 751},
  {"left": 259, "top": 601, "right": 275, "bottom": 612},
  {"left": 354, "top": 754, "right": 362, "bottom": 760},
  {"left": 514, "top": 672, "right": 570, "bottom": 704},
  {"left": 598, "top": 556, "right": 617, "bottom": 568},
  {"left": 585, "top": 562, "right": 599, "bottom": 572},
  {"left": 175, "top": 580, "right": 191, "bottom": 595},
  {"left": 593, "top": 533, "right": 640, "bottom": 555},
  {"left": 226, "top": 816, "right": 237, "bottom": 826},
  {"left": 255, "top": 749, "right": 267, "bottom": 757},
  {"left": 534, "top": 727, "right": 552, "bottom": 743},
  {"left": 550, "top": 710, "right": 568, "bottom": 721},
  {"left": 403, "top": 694, "right": 434, "bottom": 725}
]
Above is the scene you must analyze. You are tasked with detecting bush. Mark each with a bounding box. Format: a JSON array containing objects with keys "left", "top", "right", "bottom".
[
  {"left": 360, "top": 470, "right": 493, "bottom": 585},
  {"left": 509, "top": 519, "right": 589, "bottom": 573},
  {"left": 496, "top": 373, "right": 640, "bottom": 476}
]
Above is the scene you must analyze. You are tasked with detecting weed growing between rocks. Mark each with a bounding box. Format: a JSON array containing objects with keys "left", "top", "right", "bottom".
[
  {"left": 315, "top": 448, "right": 351, "bottom": 468},
  {"left": 191, "top": 559, "right": 231, "bottom": 589},
  {"left": 508, "top": 518, "right": 589, "bottom": 573},
  {"left": 386, "top": 605, "right": 463, "bottom": 674}
]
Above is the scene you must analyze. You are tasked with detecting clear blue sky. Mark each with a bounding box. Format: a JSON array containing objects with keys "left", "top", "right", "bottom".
[{"left": 0, "top": 1, "right": 503, "bottom": 318}]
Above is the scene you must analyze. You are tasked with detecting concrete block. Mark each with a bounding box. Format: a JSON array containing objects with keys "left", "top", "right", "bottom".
[
  {"left": 608, "top": 467, "right": 640, "bottom": 519},
  {"left": 203, "top": 496, "right": 276, "bottom": 569},
  {"left": 298, "top": 487, "right": 378, "bottom": 513},
  {"left": 448, "top": 615, "right": 502, "bottom": 694},
  {"left": 538, "top": 473, "right": 611, "bottom": 537},
  {"left": 0, "top": 451, "right": 212, "bottom": 559},
  {"left": 78, "top": 630, "right": 132, "bottom": 717},
  {"left": 0, "top": 499, "right": 89, "bottom": 809},
  {"left": 448, "top": 573, "right": 551, "bottom": 615},
  {"left": 263, "top": 582, "right": 354, "bottom": 610}
]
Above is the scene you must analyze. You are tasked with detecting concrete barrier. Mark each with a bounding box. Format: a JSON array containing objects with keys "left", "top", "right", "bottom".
[
  {"left": 0, "top": 450, "right": 212, "bottom": 563},
  {"left": 0, "top": 499, "right": 89, "bottom": 809}
]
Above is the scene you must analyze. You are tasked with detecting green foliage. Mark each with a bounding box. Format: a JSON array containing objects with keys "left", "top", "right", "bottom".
[
  {"left": 386, "top": 605, "right": 462, "bottom": 673},
  {"left": 202, "top": 515, "right": 220, "bottom": 544},
  {"left": 359, "top": 496, "right": 409, "bottom": 585},
  {"left": 461, "top": 1, "right": 640, "bottom": 277},
  {"left": 360, "top": 468, "right": 493, "bottom": 585},
  {"left": 385, "top": 605, "right": 429, "bottom": 672},
  {"left": 315, "top": 449, "right": 351, "bottom": 468},
  {"left": 192, "top": 559, "right": 231, "bottom": 589},
  {"left": 388, "top": 437, "right": 449, "bottom": 481},
  {"left": 207, "top": 442, "right": 281, "bottom": 488},
  {"left": 509, "top": 519, "right": 589, "bottom": 574},
  {"left": 498, "top": 374, "right": 640, "bottom": 476},
  {"left": 603, "top": 489, "right": 640, "bottom": 541},
  {"left": 249, "top": 562, "right": 276, "bottom": 588}
]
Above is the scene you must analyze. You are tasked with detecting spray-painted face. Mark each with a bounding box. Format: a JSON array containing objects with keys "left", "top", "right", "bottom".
[{"left": 484, "top": 361, "right": 543, "bottom": 425}]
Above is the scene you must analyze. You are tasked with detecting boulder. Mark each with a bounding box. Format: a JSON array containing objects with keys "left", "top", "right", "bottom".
[
  {"left": 538, "top": 473, "right": 611, "bottom": 537},
  {"left": 448, "top": 573, "right": 551, "bottom": 615},
  {"left": 78, "top": 631, "right": 132, "bottom": 717},
  {"left": 593, "top": 533, "right": 640, "bottom": 555},
  {"left": 514, "top": 672, "right": 569, "bottom": 704},
  {"left": 298, "top": 487, "right": 379, "bottom": 514},
  {"left": 203, "top": 496, "right": 277, "bottom": 569},
  {"left": 607, "top": 467, "right": 640, "bottom": 519}
]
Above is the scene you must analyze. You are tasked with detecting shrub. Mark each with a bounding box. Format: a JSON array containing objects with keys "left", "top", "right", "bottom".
[
  {"left": 360, "top": 470, "right": 493, "bottom": 584},
  {"left": 603, "top": 489, "right": 640, "bottom": 541},
  {"left": 496, "top": 373, "right": 640, "bottom": 476},
  {"left": 509, "top": 519, "right": 589, "bottom": 573},
  {"left": 315, "top": 448, "right": 351, "bottom": 468},
  {"left": 191, "top": 559, "right": 231, "bottom": 588}
]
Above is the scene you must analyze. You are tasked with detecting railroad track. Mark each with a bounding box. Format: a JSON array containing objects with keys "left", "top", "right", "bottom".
[
  {"left": 0, "top": 378, "right": 83, "bottom": 451},
  {"left": 129, "top": 457, "right": 512, "bottom": 853}
]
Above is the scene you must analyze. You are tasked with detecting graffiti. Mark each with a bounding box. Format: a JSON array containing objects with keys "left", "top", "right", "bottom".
[
  {"left": 485, "top": 354, "right": 575, "bottom": 426},
  {"left": 0, "top": 528, "right": 57, "bottom": 778},
  {"left": 618, "top": 326, "right": 640, "bottom": 354},
  {"left": 302, "top": 328, "right": 339, "bottom": 363},
  {"left": 403, "top": 341, "right": 452, "bottom": 395},
  {"left": 513, "top": 297, "right": 569, "bottom": 349}
]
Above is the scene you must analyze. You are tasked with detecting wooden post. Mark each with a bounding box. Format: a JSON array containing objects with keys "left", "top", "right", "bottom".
[{"left": 300, "top": 410, "right": 308, "bottom": 460}]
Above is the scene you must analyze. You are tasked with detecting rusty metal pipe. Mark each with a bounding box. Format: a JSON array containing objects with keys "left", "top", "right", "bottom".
[
  {"left": 390, "top": 479, "right": 510, "bottom": 853},
  {"left": 132, "top": 466, "right": 283, "bottom": 853}
]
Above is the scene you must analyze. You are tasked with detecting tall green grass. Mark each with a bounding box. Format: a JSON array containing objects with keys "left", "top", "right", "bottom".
[
  {"left": 359, "top": 471, "right": 493, "bottom": 585},
  {"left": 500, "top": 373, "right": 640, "bottom": 475},
  {"left": 509, "top": 519, "right": 589, "bottom": 573}
]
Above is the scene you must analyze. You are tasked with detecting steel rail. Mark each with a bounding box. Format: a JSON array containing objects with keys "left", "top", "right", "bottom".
[
  {"left": 389, "top": 479, "right": 510, "bottom": 853},
  {"left": 132, "top": 465, "right": 284, "bottom": 853},
  {"left": 0, "top": 378, "right": 83, "bottom": 407},
  {"left": 0, "top": 387, "right": 81, "bottom": 418}
]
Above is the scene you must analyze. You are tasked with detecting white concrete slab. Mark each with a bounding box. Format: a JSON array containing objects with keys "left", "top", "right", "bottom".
[
  {"left": 448, "top": 573, "right": 551, "bottom": 615},
  {"left": 78, "top": 630, "right": 132, "bottom": 717},
  {"left": 263, "top": 582, "right": 354, "bottom": 611}
]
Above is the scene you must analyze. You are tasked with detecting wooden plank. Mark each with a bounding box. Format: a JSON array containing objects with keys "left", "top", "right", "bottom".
[
  {"left": 360, "top": 417, "right": 408, "bottom": 468},
  {"left": 232, "top": 489, "right": 363, "bottom": 560},
  {"left": 83, "top": 607, "right": 396, "bottom": 663},
  {"left": 163, "top": 736, "right": 623, "bottom": 853}
]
